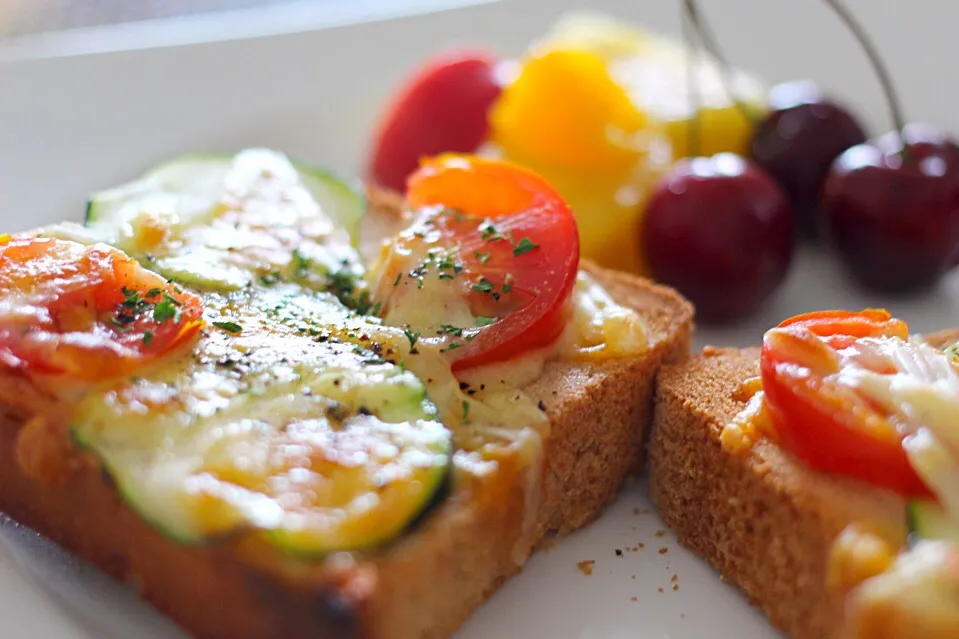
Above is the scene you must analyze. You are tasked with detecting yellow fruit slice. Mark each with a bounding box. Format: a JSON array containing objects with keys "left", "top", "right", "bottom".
[
  {"left": 542, "top": 11, "right": 768, "bottom": 158},
  {"left": 489, "top": 48, "right": 650, "bottom": 171}
]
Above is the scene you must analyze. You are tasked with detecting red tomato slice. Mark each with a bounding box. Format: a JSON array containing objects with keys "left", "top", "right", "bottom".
[
  {"left": 372, "top": 154, "right": 579, "bottom": 371},
  {"left": 0, "top": 236, "right": 204, "bottom": 382},
  {"left": 760, "top": 309, "right": 932, "bottom": 497},
  {"left": 367, "top": 51, "right": 502, "bottom": 192}
]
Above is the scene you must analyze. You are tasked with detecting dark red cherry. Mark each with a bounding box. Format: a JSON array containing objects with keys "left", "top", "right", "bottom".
[
  {"left": 642, "top": 154, "right": 795, "bottom": 324},
  {"left": 750, "top": 80, "right": 867, "bottom": 235},
  {"left": 820, "top": 123, "right": 959, "bottom": 294}
]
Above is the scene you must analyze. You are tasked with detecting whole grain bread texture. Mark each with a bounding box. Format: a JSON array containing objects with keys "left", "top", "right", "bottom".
[
  {"left": 647, "top": 329, "right": 959, "bottom": 639},
  {"left": 0, "top": 191, "right": 693, "bottom": 639}
]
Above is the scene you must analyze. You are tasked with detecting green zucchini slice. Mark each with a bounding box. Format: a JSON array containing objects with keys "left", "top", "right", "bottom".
[
  {"left": 84, "top": 149, "right": 367, "bottom": 294},
  {"left": 71, "top": 291, "right": 450, "bottom": 557},
  {"left": 908, "top": 499, "right": 959, "bottom": 544}
]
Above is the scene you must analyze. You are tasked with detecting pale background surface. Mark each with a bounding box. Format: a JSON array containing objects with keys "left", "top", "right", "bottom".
[
  {"left": 1, "top": 0, "right": 311, "bottom": 36},
  {"left": 1, "top": 2, "right": 958, "bottom": 638}
]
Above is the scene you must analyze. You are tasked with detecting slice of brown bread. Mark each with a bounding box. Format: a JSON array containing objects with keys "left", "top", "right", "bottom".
[
  {"left": 0, "top": 225, "right": 693, "bottom": 636},
  {"left": 647, "top": 329, "right": 959, "bottom": 639}
]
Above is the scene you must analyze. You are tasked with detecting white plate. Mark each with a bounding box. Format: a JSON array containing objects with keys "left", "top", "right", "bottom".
[{"left": 2, "top": 1, "right": 959, "bottom": 638}]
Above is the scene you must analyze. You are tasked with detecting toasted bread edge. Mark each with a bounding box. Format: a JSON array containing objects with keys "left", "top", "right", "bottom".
[
  {"left": 0, "top": 207, "right": 694, "bottom": 639},
  {"left": 648, "top": 329, "right": 959, "bottom": 639}
]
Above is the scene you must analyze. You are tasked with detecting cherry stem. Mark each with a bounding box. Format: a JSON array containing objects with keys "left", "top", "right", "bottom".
[
  {"left": 821, "top": 0, "right": 905, "bottom": 133},
  {"left": 681, "top": 0, "right": 702, "bottom": 158},
  {"left": 682, "top": 0, "right": 759, "bottom": 127}
]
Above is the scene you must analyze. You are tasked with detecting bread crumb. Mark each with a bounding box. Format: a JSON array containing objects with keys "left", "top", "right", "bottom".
[
  {"left": 632, "top": 507, "right": 650, "bottom": 515},
  {"left": 631, "top": 574, "right": 636, "bottom": 580},
  {"left": 671, "top": 574, "right": 678, "bottom": 583},
  {"left": 654, "top": 529, "right": 667, "bottom": 538},
  {"left": 658, "top": 587, "right": 664, "bottom": 593},
  {"left": 577, "top": 560, "right": 595, "bottom": 576},
  {"left": 637, "top": 542, "right": 645, "bottom": 549},
  {"left": 540, "top": 538, "right": 557, "bottom": 552},
  {"left": 615, "top": 549, "right": 623, "bottom": 557},
  {"left": 672, "top": 584, "right": 679, "bottom": 591},
  {"left": 658, "top": 547, "right": 668, "bottom": 555},
  {"left": 630, "top": 596, "right": 638, "bottom": 602}
]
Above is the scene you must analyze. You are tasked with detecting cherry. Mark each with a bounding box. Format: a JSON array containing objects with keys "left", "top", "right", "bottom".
[
  {"left": 642, "top": 154, "right": 795, "bottom": 324},
  {"left": 367, "top": 50, "right": 502, "bottom": 192},
  {"left": 750, "top": 80, "right": 867, "bottom": 235},
  {"left": 820, "top": 124, "right": 959, "bottom": 293}
]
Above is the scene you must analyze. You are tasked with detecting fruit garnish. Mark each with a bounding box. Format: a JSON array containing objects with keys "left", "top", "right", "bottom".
[
  {"left": 822, "top": 124, "right": 959, "bottom": 293},
  {"left": 488, "top": 48, "right": 648, "bottom": 171},
  {"left": 368, "top": 154, "right": 579, "bottom": 371},
  {"left": 367, "top": 50, "right": 502, "bottom": 192},
  {"left": 750, "top": 80, "right": 867, "bottom": 236},
  {"left": 639, "top": 1, "right": 793, "bottom": 324},
  {"left": 641, "top": 153, "right": 794, "bottom": 324},
  {"left": 815, "top": 0, "right": 959, "bottom": 293}
]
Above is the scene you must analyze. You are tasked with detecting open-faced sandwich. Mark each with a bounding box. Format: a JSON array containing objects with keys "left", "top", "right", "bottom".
[
  {"left": 649, "top": 308, "right": 959, "bottom": 639},
  {"left": 0, "top": 149, "right": 692, "bottom": 639}
]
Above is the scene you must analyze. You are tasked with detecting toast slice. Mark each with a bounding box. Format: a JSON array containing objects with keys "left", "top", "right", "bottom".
[
  {"left": 647, "top": 329, "right": 959, "bottom": 639},
  {"left": 0, "top": 205, "right": 693, "bottom": 639}
]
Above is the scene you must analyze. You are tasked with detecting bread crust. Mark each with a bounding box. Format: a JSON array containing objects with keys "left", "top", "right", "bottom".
[
  {"left": 0, "top": 264, "right": 692, "bottom": 639},
  {"left": 648, "top": 330, "right": 959, "bottom": 639}
]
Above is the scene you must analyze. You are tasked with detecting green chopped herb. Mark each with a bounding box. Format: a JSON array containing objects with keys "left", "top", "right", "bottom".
[
  {"left": 462, "top": 399, "right": 471, "bottom": 423},
  {"left": 471, "top": 278, "right": 494, "bottom": 293},
  {"left": 513, "top": 237, "right": 540, "bottom": 257},
  {"left": 153, "top": 299, "right": 181, "bottom": 323},
  {"left": 259, "top": 270, "right": 282, "bottom": 286},
  {"left": 947, "top": 343, "right": 959, "bottom": 362},
  {"left": 442, "top": 208, "right": 467, "bottom": 223},
  {"left": 442, "top": 341, "right": 464, "bottom": 352},
  {"left": 142, "top": 331, "right": 154, "bottom": 346},
  {"left": 438, "top": 273, "right": 455, "bottom": 280},
  {"left": 291, "top": 248, "right": 312, "bottom": 275},
  {"left": 480, "top": 223, "right": 505, "bottom": 242},
  {"left": 502, "top": 273, "right": 514, "bottom": 294},
  {"left": 436, "top": 254, "right": 459, "bottom": 271},
  {"left": 370, "top": 302, "right": 382, "bottom": 317},
  {"left": 212, "top": 321, "right": 242, "bottom": 334},
  {"left": 474, "top": 251, "right": 491, "bottom": 264},
  {"left": 475, "top": 316, "right": 495, "bottom": 327},
  {"left": 393, "top": 273, "right": 403, "bottom": 287},
  {"left": 439, "top": 324, "right": 463, "bottom": 337},
  {"left": 404, "top": 328, "right": 420, "bottom": 349},
  {"left": 145, "top": 288, "right": 162, "bottom": 299}
]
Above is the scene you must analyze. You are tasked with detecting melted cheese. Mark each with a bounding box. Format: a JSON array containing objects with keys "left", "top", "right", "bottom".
[
  {"left": 560, "top": 270, "right": 649, "bottom": 358},
  {"left": 720, "top": 377, "right": 770, "bottom": 455}
]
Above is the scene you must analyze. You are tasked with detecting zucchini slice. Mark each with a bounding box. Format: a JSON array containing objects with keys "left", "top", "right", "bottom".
[
  {"left": 84, "top": 149, "right": 367, "bottom": 293},
  {"left": 908, "top": 499, "right": 959, "bottom": 544},
  {"left": 71, "top": 291, "right": 451, "bottom": 557}
]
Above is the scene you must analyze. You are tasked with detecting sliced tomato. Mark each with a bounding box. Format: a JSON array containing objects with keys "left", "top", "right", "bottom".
[
  {"left": 760, "top": 309, "right": 932, "bottom": 497},
  {"left": 372, "top": 154, "right": 579, "bottom": 371},
  {"left": 367, "top": 50, "right": 502, "bottom": 192},
  {"left": 0, "top": 236, "right": 204, "bottom": 382}
]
